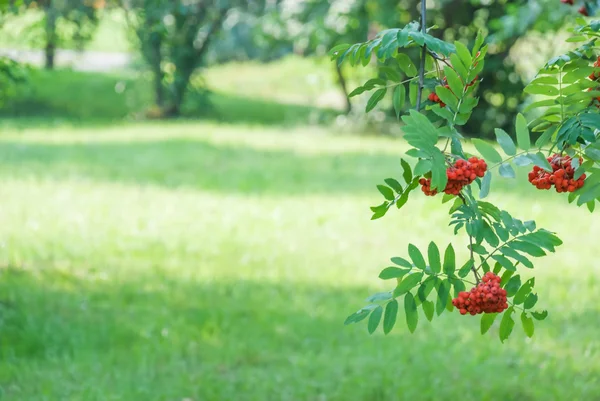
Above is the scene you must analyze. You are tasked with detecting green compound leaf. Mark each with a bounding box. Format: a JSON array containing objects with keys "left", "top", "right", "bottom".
[
  {"left": 443, "top": 244, "right": 456, "bottom": 276},
  {"left": 481, "top": 312, "right": 498, "bottom": 334},
  {"left": 428, "top": 242, "right": 441, "bottom": 274},
  {"left": 383, "top": 299, "right": 399, "bottom": 334},
  {"left": 521, "top": 312, "right": 535, "bottom": 338},
  {"left": 379, "top": 266, "right": 411, "bottom": 280},
  {"left": 499, "top": 307, "right": 515, "bottom": 343},
  {"left": 472, "top": 139, "right": 503, "bottom": 163},
  {"left": 394, "top": 272, "right": 424, "bottom": 296},
  {"left": 404, "top": 293, "right": 418, "bottom": 333},
  {"left": 367, "top": 305, "right": 383, "bottom": 334},
  {"left": 494, "top": 128, "right": 517, "bottom": 156},
  {"left": 408, "top": 244, "right": 427, "bottom": 270},
  {"left": 515, "top": 113, "right": 531, "bottom": 150}
]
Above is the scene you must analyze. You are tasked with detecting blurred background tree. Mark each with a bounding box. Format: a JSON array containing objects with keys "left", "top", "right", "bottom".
[
  {"left": 257, "top": 0, "right": 577, "bottom": 137},
  {"left": 17, "top": 0, "right": 100, "bottom": 69},
  {"left": 119, "top": 0, "right": 270, "bottom": 117}
]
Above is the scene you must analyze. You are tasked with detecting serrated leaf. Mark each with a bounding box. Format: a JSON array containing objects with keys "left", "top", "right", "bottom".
[
  {"left": 513, "top": 279, "right": 534, "bottom": 305},
  {"left": 516, "top": 114, "right": 531, "bottom": 150},
  {"left": 499, "top": 163, "right": 516, "bottom": 179},
  {"left": 499, "top": 307, "right": 515, "bottom": 343},
  {"left": 443, "top": 244, "right": 455, "bottom": 275},
  {"left": 499, "top": 246, "right": 533, "bottom": 268},
  {"left": 396, "top": 53, "right": 417, "bottom": 77},
  {"left": 513, "top": 154, "right": 533, "bottom": 167},
  {"left": 348, "top": 86, "right": 366, "bottom": 97},
  {"left": 491, "top": 255, "right": 515, "bottom": 271},
  {"left": 524, "top": 84, "right": 560, "bottom": 96},
  {"left": 521, "top": 312, "right": 534, "bottom": 338},
  {"left": 391, "top": 256, "right": 413, "bottom": 268},
  {"left": 444, "top": 66, "right": 463, "bottom": 99},
  {"left": 417, "top": 276, "right": 437, "bottom": 302},
  {"left": 383, "top": 300, "right": 398, "bottom": 334},
  {"left": 377, "top": 185, "right": 395, "bottom": 200},
  {"left": 472, "top": 139, "right": 503, "bottom": 163},
  {"left": 435, "top": 85, "right": 459, "bottom": 110},
  {"left": 504, "top": 275, "right": 521, "bottom": 297},
  {"left": 436, "top": 279, "right": 450, "bottom": 315},
  {"left": 384, "top": 178, "right": 403, "bottom": 194},
  {"left": 455, "top": 41, "right": 472, "bottom": 69},
  {"left": 404, "top": 293, "right": 418, "bottom": 333},
  {"left": 379, "top": 266, "right": 411, "bottom": 280},
  {"left": 408, "top": 244, "right": 427, "bottom": 270},
  {"left": 458, "top": 259, "right": 474, "bottom": 278},
  {"left": 430, "top": 150, "right": 448, "bottom": 191},
  {"left": 366, "top": 88, "right": 387, "bottom": 112},
  {"left": 494, "top": 128, "right": 517, "bottom": 156},
  {"left": 367, "top": 305, "right": 383, "bottom": 334},
  {"left": 400, "top": 159, "right": 412, "bottom": 184},
  {"left": 344, "top": 305, "right": 377, "bottom": 325},
  {"left": 523, "top": 99, "right": 556, "bottom": 113},
  {"left": 527, "top": 152, "right": 552, "bottom": 172},
  {"left": 427, "top": 242, "right": 441, "bottom": 274},
  {"left": 531, "top": 310, "right": 548, "bottom": 320},
  {"left": 366, "top": 292, "right": 393, "bottom": 303},
  {"left": 479, "top": 171, "right": 492, "bottom": 199},
  {"left": 481, "top": 312, "right": 498, "bottom": 334},
  {"left": 510, "top": 241, "right": 546, "bottom": 257},
  {"left": 393, "top": 85, "right": 406, "bottom": 119},
  {"left": 524, "top": 293, "right": 538, "bottom": 309},
  {"left": 422, "top": 300, "right": 434, "bottom": 322},
  {"left": 394, "top": 272, "right": 424, "bottom": 296},
  {"left": 409, "top": 81, "right": 418, "bottom": 106}
]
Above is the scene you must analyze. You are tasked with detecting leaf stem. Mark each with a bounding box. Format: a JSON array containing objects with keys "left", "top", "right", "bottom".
[
  {"left": 380, "top": 71, "right": 437, "bottom": 89},
  {"left": 458, "top": 193, "right": 480, "bottom": 283}
]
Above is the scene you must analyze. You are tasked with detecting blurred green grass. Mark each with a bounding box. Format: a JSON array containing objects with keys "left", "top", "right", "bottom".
[
  {"left": 0, "top": 67, "right": 338, "bottom": 125},
  {"left": 0, "top": 120, "right": 599, "bottom": 400}
]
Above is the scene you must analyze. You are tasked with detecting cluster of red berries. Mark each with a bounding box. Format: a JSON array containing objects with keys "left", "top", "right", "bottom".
[
  {"left": 452, "top": 272, "right": 508, "bottom": 315},
  {"left": 528, "top": 154, "right": 586, "bottom": 193},
  {"left": 419, "top": 157, "right": 487, "bottom": 196},
  {"left": 428, "top": 76, "right": 479, "bottom": 108},
  {"left": 560, "top": 0, "right": 590, "bottom": 16},
  {"left": 428, "top": 91, "right": 447, "bottom": 107}
]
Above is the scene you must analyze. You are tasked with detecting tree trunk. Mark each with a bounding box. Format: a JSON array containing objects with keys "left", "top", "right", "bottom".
[
  {"left": 166, "top": 69, "right": 193, "bottom": 117},
  {"left": 335, "top": 63, "right": 352, "bottom": 113},
  {"left": 150, "top": 38, "right": 165, "bottom": 108},
  {"left": 44, "top": 2, "right": 58, "bottom": 70}
]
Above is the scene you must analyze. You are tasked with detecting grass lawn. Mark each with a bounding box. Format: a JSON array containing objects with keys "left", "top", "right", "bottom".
[{"left": 0, "top": 119, "right": 599, "bottom": 400}]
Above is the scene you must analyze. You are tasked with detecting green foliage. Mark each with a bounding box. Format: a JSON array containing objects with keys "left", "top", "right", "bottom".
[
  {"left": 340, "top": 18, "right": 600, "bottom": 342},
  {"left": 122, "top": 0, "right": 265, "bottom": 116}
]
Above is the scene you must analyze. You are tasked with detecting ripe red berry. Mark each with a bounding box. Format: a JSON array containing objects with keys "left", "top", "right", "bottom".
[
  {"left": 578, "top": 5, "right": 589, "bottom": 15},
  {"left": 560, "top": 0, "right": 574, "bottom": 4},
  {"left": 527, "top": 154, "right": 585, "bottom": 194},
  {"left": 419, "top": 157, "right": 488, "bottom": 197},
  {"left": 452, "top": 273, "right": 508, "bottom": 316}
]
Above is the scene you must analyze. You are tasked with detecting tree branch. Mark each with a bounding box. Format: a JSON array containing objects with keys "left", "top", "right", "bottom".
[
  {"left": 193, "top": 8, "right": 228, "bottom": 64},
  {"left": 416, "top": 0, "right": 427, "bottom": 111}
]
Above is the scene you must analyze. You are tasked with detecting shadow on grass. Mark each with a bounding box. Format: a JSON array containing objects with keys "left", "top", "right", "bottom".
[
  {"left": 0, "top": 267, "right": 597, "bottom": 400},
  {"left": 0, "top": 68, "right": 338, "bottom": 127},
  {"left": 0, "top": 134, "right": 545, "bottom": 198},
  {"left": 0, "top": 138, "right": 401, "bottom": 194}
]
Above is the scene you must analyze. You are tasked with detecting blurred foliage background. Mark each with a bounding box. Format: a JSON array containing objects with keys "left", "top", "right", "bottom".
[
  {"left": 0, "top": 0, "right": 589, "bottom": 136},
  {"left": 0, "top": 1, "right": 599, "bottom": 400}
]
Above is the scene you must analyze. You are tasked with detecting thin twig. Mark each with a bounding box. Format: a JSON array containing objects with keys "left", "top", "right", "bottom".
[
  {"left": 416, "top": 0, "right": 427, "bottom": 111},
  {"left": 458, "top": 193, "right": 480, "bottom": 284}
]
